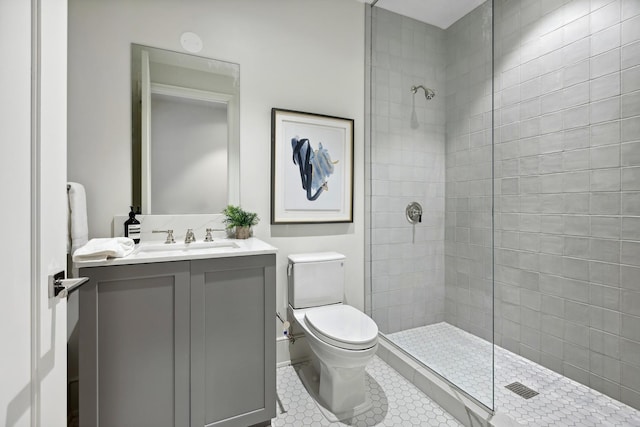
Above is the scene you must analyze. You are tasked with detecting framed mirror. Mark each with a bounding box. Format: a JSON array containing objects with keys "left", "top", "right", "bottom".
[{"left": 131, "top": 44, "right": 240, "bottom": 214}]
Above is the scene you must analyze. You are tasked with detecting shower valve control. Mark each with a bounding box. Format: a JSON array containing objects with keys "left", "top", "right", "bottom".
[{"left": 406, "top": 202, "right": 423, "bottom": 225}]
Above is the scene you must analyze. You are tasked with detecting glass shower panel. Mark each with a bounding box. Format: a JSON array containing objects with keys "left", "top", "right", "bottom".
[{"left": 366, "top": 1, "right": 494, "bottom": 410}]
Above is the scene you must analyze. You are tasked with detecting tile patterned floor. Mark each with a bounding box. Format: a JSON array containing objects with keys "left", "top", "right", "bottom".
[
  {"left": 388, "top": 323, "right": 494, "bottom": 406},
  {"left": 389, "top": 322, "right": 494, "bottom": 407},
  {"left": 388, "top": 322, "right": 640, "bottom": 427},
  {"left": 272, "top": 356, "right": 463, "bottom": 426}
]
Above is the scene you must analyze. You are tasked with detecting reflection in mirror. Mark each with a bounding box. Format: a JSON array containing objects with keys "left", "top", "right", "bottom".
[{"left": 131, "top": 44, "right": 240, "bottom": 214}]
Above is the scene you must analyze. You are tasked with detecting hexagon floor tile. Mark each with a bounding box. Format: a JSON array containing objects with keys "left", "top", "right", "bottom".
[
  {"left": 272, "top": 356, "right": 463, "bottom": 426},
  {"left": 388, "top": 322, "right": 640, "bottom": 427}
]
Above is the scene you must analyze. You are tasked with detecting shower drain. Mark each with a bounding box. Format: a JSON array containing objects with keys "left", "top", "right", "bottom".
[{"left": 505, "top": 382, "right": 539, "bottom": 399}]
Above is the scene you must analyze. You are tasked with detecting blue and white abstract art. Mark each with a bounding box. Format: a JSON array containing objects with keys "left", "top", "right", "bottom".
[
  {"left": 271, "top": 109, "right": 353, "bottom": 223},
  {"left": 290, "top": 137, "right": 338, "bottom": 201}
]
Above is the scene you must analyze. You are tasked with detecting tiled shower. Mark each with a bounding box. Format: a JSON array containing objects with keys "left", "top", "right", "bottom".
[
  {"left": 366, "top": 0, "right": 640, "bottom": 415},
  {"left": 367, "top": 8, "right": 448, "bottom": 335}
]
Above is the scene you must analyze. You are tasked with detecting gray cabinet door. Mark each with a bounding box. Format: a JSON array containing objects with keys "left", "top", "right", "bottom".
[
  {"left": 190, "top": 254, "right": 276, "bottom": 427},
  {"left": 78, "top": 261, "right": 190, "bottom": 427}
]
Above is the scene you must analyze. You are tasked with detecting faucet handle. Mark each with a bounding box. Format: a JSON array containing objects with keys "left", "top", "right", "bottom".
[
  {"left": 152, "top": 229, "right": 175, "bottom": 244},
  {"left": 204, "top": 228, "right": 226, "bottom": 242}
]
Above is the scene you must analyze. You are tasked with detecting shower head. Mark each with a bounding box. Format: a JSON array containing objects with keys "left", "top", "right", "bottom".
[{"left": 411, "top": 85, "right": 436, "bottom": 100}]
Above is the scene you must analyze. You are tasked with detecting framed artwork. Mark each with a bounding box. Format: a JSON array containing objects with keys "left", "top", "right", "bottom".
[{"left": 271, "top": 108, "right": 354, "bottom": 224}]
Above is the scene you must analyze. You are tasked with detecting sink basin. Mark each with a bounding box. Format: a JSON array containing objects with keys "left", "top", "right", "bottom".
[{"left": 137, "top": 241, "right": 240, "bottom": 253}]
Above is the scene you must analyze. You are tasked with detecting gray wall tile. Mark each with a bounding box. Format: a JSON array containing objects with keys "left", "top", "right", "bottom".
[
  {"left": 622, "top": 217, "right": 640, "bottom": 240},
  {"left": 621, "top": 337, "right": 640, "bottom": 367},
  {"left": 622, "top": 167, "right": 640, "bottom": 190},
  {"left": 591, "top": 144, "right": 621, "bottom": 169},
  {"left": 622, "top": 314, "right": 640, "bottom": 342},
  {"left": 621, "top": 241, "right": 640, "bottom": 266},
  {"left": 622, "top": 40, "right": 640, "bottom": 69},
  {"left": 622, "top": 290, "right": 640, "bottom": 316},
  {"left": 622, "top": 14, "right": 640, "bottom": 45}
]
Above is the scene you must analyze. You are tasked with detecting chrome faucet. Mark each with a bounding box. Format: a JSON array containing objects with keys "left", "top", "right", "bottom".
[
  {"left": 152, "top": 229, "right": 175, "bottom": 244},
  {"left": 185, "top": 229, "right": 196, "bottom": 243},
  {"left": 204, "top": 228, "right": 226, "bottom": 242}
]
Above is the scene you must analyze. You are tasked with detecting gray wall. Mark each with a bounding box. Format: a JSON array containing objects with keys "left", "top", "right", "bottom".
[
  {"left": 368, "top": 8, "right": 447, "bottom": 334},
  {"left": 489, "top": 0, "right": 640, "bottom": 409}
]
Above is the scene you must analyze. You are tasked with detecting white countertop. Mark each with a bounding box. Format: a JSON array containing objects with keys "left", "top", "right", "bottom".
[{"left": 74, "top": 237, "right": 277, "bottom": 269}]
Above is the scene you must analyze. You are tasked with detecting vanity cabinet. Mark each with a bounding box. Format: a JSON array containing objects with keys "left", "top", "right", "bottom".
[{"left": 76, "top": 254, "right": 276, "bottom": 427}]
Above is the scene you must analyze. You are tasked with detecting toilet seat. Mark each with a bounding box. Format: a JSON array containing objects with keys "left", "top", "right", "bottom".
[{"left": 304, "top": 305, "right": 378, "bottom": 351}]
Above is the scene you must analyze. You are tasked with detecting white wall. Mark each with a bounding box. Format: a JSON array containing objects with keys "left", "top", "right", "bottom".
[{"left": 68, "top": 0, "right": 366, "bottom": 359}]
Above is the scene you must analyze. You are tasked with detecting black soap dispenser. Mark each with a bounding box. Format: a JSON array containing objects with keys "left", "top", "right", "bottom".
[{"left": 124, "top": 206, "right": 141, "bottom": 243}]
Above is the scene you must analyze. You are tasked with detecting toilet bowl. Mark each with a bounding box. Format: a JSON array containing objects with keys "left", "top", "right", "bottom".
[
  {"left": 291, "top": 304, "right": 378, "bottom": 416},
  {"left": 287, "top": 252, "right": 379, "bottom": 418}
]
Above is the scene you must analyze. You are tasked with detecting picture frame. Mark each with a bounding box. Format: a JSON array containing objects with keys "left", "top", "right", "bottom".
[{"left": 271, "top": 108, "right": 354, "bottom": 224}]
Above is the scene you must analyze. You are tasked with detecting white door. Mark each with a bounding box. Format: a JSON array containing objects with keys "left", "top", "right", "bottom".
[
  {"left": 0, "top": 0, "right": 69, "bottom": 426},
  {"left": 38, "top": 0, "right": 69, "bottom": 424},
  {"left": 0, "top": 0, "right": 35, "bottom": 424}
]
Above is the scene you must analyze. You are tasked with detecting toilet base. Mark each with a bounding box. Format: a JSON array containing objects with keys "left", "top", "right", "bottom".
[{"left": 296, "top": 360, "right": 372, "bottom": 422}]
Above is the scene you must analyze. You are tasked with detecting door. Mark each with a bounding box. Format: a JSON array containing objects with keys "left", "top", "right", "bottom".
[
  {"left": 38, "top": 0, "right": 70, "bottom": 424},
  {"left": 0, "top": 0, "right": 69, "bottom": 425},
  {"left": 0, "top": 1, "right": 35, "bottom": 425}
]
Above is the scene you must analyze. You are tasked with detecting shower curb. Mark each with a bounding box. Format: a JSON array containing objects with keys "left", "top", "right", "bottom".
[{"left": 376, "top": 336, "right": 522, "bottom": 427}]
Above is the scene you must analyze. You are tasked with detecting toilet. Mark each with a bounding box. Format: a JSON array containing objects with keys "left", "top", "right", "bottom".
[{"left": 287, "top": 252, "right": 378, "bottom": 418}]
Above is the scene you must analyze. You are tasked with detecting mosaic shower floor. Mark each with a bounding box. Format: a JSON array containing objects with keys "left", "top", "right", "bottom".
[
  {"left": 388, "top": 322, "right": 640, "bottom": 427},
  {"left": 273, "top": 356, "right": 463, "bottom": 426}
]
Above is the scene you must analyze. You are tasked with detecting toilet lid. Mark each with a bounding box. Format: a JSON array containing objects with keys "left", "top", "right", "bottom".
[{"left": 304, "top": 305, "right": 378, "bottom": 350}]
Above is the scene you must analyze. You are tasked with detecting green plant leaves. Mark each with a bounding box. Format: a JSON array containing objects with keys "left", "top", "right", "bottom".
[{"left": 221, "top": 205, "right": 259, "bottom": 228}]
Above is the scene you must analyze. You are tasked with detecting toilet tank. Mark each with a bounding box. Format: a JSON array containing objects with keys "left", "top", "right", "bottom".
[{"left": 288, "top": 252, "right": 346, "bottom": 309}]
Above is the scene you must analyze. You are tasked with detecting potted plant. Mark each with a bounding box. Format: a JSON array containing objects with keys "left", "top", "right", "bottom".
[{"left": 222, "top": 205, "right": 259, "bottom": 239}]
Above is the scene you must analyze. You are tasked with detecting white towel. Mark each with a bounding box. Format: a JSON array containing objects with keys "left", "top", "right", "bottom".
[
  {"left": 67, "top": 182, "right": 89, "bottom": 254},
  {"left": 72, "top": 237, "right": 136, "bottom": 262}
]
